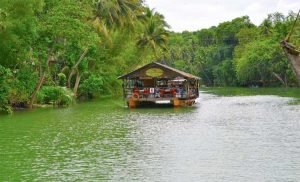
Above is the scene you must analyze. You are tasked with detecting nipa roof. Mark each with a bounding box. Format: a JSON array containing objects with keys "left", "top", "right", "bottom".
[{"left": 118, "top": 62, "right": 201, "bottom": 80}]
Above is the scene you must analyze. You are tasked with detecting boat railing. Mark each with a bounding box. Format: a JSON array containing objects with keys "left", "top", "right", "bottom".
[{"left": 124, "top": 87, "right": 189, "bottom": 99}]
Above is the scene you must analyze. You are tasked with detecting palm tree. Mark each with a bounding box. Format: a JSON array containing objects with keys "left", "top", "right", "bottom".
[
  {"left": 137, "top": 8, "right": 170, "bottom": 59},
  {"left": 94, "top": 0, "right": 143, "bottom": 27},
  {"left": 281, "top": 9, "right": 300, "bottom": 85},
  {"left": 260, "top": 19, "right": 273, "bottom": 36},
  {"left": 66, "top": 0, "right": 144, "bottom": 97},
  {"left": 92, "top": 0, "right": 143, "bottom": 39}
]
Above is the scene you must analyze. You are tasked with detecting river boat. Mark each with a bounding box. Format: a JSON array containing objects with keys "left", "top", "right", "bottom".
[{"left": 118, "top": 62, "right": 201, "bottom": 108}]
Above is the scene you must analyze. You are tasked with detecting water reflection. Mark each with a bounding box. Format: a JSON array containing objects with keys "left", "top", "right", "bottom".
[{"left": 0, "top": 93, "right": 300, "bottom": 181}]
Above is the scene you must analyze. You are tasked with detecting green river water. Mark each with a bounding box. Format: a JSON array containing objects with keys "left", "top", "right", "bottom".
[{"left": 1, "top": 92, "right": 300, "bottom": 181}]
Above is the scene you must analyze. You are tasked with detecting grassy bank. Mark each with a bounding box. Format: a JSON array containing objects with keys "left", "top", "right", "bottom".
[{"left": 201, "top": 87, "right": 300, "bottom": 104}]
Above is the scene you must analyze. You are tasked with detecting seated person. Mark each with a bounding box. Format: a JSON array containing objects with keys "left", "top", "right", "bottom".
[
  {"left": 177, "top": 86, "right": 184, "bottom": 98},
  {"left": 154, "top": 86, "right": 160, "bottom": 98}
]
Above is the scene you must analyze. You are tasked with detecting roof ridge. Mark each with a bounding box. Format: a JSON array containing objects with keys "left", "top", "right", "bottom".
[{"left": 118, "top": 61, "right": 201, "bottom": 80}]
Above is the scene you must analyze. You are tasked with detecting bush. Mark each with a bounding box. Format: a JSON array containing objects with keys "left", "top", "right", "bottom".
[
  {"left": 9, "top": 68, "right": 38, "bottom": 105},
  {"left": 58, "top": 73, "right": 66, "bottom": 86},
  {"left": 38, "top": 86, "right": 74, "bottom": 106},
  {"left": 79, "top": 75, "right": 104, "bottom": 99},
  {"left": 0, "top": 65, "right": 12, "bottom": 114},
  {"left": 36, "top": 91, "right": 45, "bottom": 104}
]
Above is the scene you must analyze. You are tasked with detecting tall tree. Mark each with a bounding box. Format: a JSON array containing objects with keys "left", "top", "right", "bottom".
[
  {"left": 281, "top": 10, "right": 300, "bottom": 85},
  {"left": 29, "top": 0, "right": 99, "bottom": 107},
  {"left": 137, "top": 8, "right": 169, "bottom": 59}
]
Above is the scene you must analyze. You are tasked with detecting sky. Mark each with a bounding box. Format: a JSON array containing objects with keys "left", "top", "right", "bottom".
[{"left": 145, "top": 0, "right": 300, "bottom": 32}]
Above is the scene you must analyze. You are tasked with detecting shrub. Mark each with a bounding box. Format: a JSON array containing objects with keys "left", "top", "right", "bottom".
[
  {"left": 38, "top": 86, "right": 74, "bottom": 106},
  {"left": 36, "top": 91, "right": 45, "bottom": 104},
  {"left": 9, "top": 68, "right": 37, "bottom": 105},
  {"left": 79, "top": 75, "right": 104, "bottom": 99},
  {"left": 58, "top": 73, "right": 66, "bottom": 86},
  {"left": 0, "top": 65, "right": 12, "bottom": 114}
]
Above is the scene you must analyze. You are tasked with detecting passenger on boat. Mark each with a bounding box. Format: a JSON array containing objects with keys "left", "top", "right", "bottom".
[
  {"left": 177, "top": 86, "right": 184, "bottom": 98},
  {"left": 155, "top": 86, "right": 160, "bottom": 98}
]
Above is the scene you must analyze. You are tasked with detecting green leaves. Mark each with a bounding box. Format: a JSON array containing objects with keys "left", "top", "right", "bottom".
[
  {"left": 94, "top": 0, "right": 143, "bottom": 28},
  {"left": 168, "top": 11, "right": 299, "bottom": 87},
  {"left": 235, "top": 39, "right": 290, "bottom": 86},
  {"left": 137, "top": 8, "right": 169, "bottom": 59},
  {"left": 1, "top": 0, "right": 170, "bottom": 113},
  {"left": 79, "top": 75, "right": 104, "bottom": 98},
  {"left": 10, "top": 67, "right": 38, "bottom": 103},
  {"left": 0, "top": 0, "right": 41, "bottom": 67},
  {"left": 0, "top": 65, "right": 12, "bottom": 114},
  {"left": 37, "top": 86, "right": 74, "bottom": 106}
]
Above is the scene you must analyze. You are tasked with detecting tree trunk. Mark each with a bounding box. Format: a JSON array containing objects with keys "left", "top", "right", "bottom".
[
  {"left": 74, "top": 48, "right": 88, "bottom": 68},
  {"left": 281, "top": 40, "right": 300, "bottom": 86},
  {"left": 67, "top": 48, "right": 88, "bottom": 88},
  {"left": 28, "top": 73, "right": 46, "bottom": 109},
  {"left": 272, "top": 72, "right": 287, "bottom": 87},
  {"left": 28, "top": 57, "right": 51, "bottom": 109},
  {"left": 67, "top": 69, "right": 76, "bottom": 88},
  {"left": 284, "top": 74, "right": 288, "bottom": 87},
  {"left": 73, "top": 70, "right": 81, "bottom": 97}
]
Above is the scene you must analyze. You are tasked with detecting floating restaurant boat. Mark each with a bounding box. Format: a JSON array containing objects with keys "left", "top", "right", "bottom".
[{"left": 118, "top": 62, "right": 201, "bottom": 108}]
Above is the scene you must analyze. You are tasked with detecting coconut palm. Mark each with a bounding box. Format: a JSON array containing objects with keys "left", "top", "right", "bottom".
[
  {"left": 137, "top": 8, "right": 170, "bottom": 59},
  {"left": 67, "top": 0, "right": 144, "bottom": 97},
  {"left": 94, "top": 0, "right": 143, "bottom": 27},
  {"left": 92, "top": 0, "right": 143, "bottom": 39},
  {"left": 260, "top": 19, "right": 273, "bottom": 36}
]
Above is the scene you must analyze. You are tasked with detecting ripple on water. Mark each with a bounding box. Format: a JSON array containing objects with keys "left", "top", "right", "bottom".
[{"left": 0, "top": 93, "right": 300, "bottom": 181}]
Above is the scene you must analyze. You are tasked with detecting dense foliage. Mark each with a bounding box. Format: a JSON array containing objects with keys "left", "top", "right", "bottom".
[
  {"left": 0, "top": 0, "right": 169, "bottom": 113},
  {"left": 0, "top": 0, "right": 299, "bottom": 113},
  {"left": 167, "top": 12, "right": 300, "bottom": 87},
  {"left": 0, "top": 65, "right": 12, "bottom": 114}
]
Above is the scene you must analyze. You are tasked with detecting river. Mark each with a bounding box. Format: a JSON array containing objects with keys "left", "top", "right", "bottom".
[{"left": 0, "top": 92, "right": 300, "bottom": 181}]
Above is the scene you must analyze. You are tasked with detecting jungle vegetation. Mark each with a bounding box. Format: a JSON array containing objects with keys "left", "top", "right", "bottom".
[
  {"left": 0, "top": 0, "right": 299, "bottom": 113},
  {"left": 166, "top": 12, "right": 300, "bottom": 88},
  {"left": 0, "top": 0, "right": 169, "bottom": 113}
]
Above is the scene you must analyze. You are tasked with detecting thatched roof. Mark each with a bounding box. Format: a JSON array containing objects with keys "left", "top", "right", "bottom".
[{"left": 118, "top": 62, "right": 200, "bottom": 80}]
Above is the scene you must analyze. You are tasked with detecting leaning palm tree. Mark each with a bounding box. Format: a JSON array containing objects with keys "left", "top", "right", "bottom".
[
  {"left": 281, "top": 10, "right": 300, "bottom": 85},
  {"left": 137, "top": 8, "right": 170, "bottom": 59}
]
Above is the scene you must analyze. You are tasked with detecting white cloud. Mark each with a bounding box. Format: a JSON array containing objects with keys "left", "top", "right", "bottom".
[{"left": 145, "top": 0, "right": 300, "bottom": 32}]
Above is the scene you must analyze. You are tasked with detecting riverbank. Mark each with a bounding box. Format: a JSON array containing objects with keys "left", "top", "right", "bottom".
[
  {"left": 201, "top": 87, "right": 300, "bottom": 104},
  {"left": 2, "top": 87, "right": 299, "bottom": 115}
]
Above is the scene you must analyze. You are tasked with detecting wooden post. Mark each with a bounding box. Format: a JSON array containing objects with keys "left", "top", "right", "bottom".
[
  {"left": 173, "top": 98, "right": 181, "bottom": 107},
  {"left": 73, "top": 71, "right": 81, "bottom": 97},
  {"left": 128, "top": 97, "right": 137, "bottom": 108},
  {"left": 187, "top": 79, "right": 190, "bottom": 99}
]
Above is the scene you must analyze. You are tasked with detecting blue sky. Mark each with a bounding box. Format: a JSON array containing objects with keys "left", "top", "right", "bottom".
[{"left": 145, "top": 0, "right": 300, "bottom": 32}]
